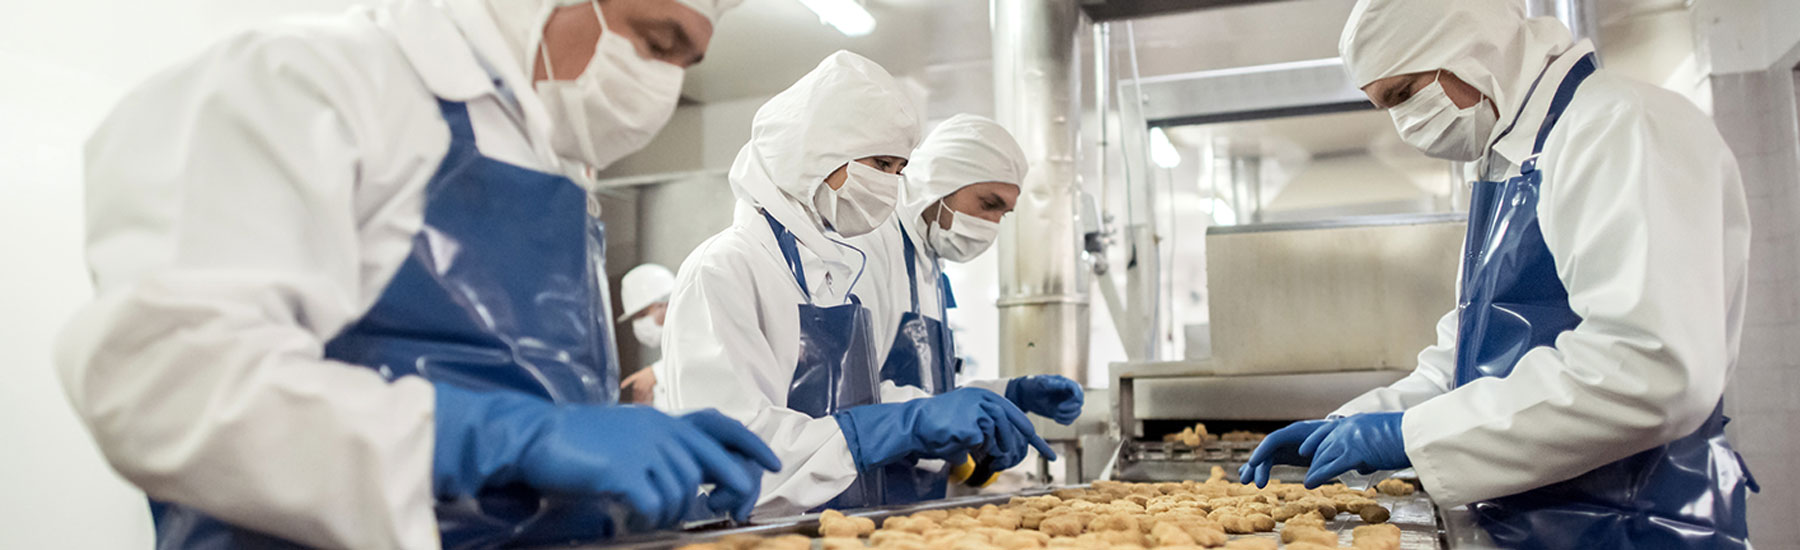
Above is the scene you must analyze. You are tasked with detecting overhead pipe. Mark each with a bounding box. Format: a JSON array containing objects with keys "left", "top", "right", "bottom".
[
  {"left": 991, "top": 0, "right": 1090, "bottom": 385},
  {"left": 1528, "top": 0, "right": 1600, "bottom": 51}
]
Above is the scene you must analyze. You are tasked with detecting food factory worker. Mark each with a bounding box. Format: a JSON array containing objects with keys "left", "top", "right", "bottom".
[
  {"left": 1242, "top": 0, "right": 1754, "bottom": 548},
  {"left": 661, "top": 51, "right": 1055, "bottom": 516},
  {"left": 848, "top": 114, "right": 1084, "bottom": 502},
  {"left": 54, "top": 0, "right": 783, "bottom": 548},
  {"left": 619, "top": 263, "right": 675, "bottom": 404}
]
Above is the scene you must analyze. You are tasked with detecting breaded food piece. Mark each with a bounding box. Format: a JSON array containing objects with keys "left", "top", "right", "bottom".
[
  {"left": 980, "top": 509, "right": 1024, "bottom": 530},
  {"left": 1281, "top": 525, "right": 1338, "bottom": 545},
  {"left": 881, "top": 516, "right": 933, "bottom": 534},
  {"left": 870, "top": 530, "right": 924, "bottom": 546},
  {"left": 1246, "top": 513, "right": 1276, "bottom": 532},
  {"left": 1040, "top": 514, "right": 1088, "bottom": 537},
  {"left": 1216, "top": 515, "right": 1254, "bottom": 534},
  {"left": 1080, "top": 529, "right": 1144, "bottom": 546},
  {"left": 1220, "top": 539, "right": 1277, "bottom": 550},
  {"left": 1286, "top": 542, "right": 1337, "bottom": 550},
  {"left": 820, "top": 537, "right": 866, "bottom": 550},
  {"left": 752, "top": 534, "right": 811, "bottom": 550},
  {"left": 1207, "top": 465, "right": 1228, "bottom": 483},
  {"left": 1271, "top": 502, "right": 1309, "bottom": 522},
  {"left": 1285, "top": 511, "right": 1327, "bottom": 529},
  {"left": 915, "top": 509, "right": 951, "bottom": 521},
  {"left": 715, "top": 534, "right": 765, "bottom": 550},
  {"left": 1087, "top": 513, "right": 1141, "bottom": 533},
  {"left": 1353, "top": 524, "right": 1401, "bottom": 540},
  {"left": 1359, "top": 504, "right": 1391, "bottom": 524},
  {"left": 1021, "top": 509, "right": 1047, "bottom": 529},
  {"left": 1149, "top": 523, "right": 1195, "bottom": 546},
  {"left": 944, "top": 515, "right": 985, "bottom": 529},
  {"left": 1376, "top": 479, "right": 1415, "bottom": 496}
]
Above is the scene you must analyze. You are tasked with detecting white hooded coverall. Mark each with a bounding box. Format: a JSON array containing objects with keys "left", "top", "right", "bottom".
[{"left": 657, "top": 51, "right": 924, "bottom": 517}]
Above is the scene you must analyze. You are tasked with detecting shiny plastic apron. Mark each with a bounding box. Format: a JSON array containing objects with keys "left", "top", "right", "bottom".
[
  {"left": 148, "top": 98, "right": 622, "bottom": 550},
  {"left": 762, "top": 211, "right": 886, "bottom": 509},
  {"left": 873, "top": 222, "right": 961, "bottom": 503},
  {"left": 1454, "top": 54, "right": 1756, "bottom": 550}
]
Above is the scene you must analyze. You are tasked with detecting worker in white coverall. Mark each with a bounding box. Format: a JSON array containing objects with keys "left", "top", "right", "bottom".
[
  {"left": 1240, "top": 0, "right": 1755, "bottom": 548},
  {"left": 848, "top": 113, "right": 1085, "bottom": 503},
  {"left": 54, "top": 1, "right": 782, "bottom": 549},
  {"left": 619, "top": 263, "right": 675, "bottom": 404},
  {"left": 660, "top": 51, "right": 1055, "bottom": 516}
]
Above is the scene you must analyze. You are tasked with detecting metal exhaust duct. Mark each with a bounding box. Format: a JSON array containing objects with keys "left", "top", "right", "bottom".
[
  {"left": 991, "top": 0, "right": 1090, "bottom": 385},
  {"left": 1528, "top": 0, "right": 1600, "bottom": 51}
]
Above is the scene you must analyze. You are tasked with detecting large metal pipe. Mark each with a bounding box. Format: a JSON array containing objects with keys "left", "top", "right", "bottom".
[
  {"left": 1528, "top": 0, "right": 1600, "bottom": 51},
  {"left": 991, "top": 0, "right": 1090, "bottom": 385}
]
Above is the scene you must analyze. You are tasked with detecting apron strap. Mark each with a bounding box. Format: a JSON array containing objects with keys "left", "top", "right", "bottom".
[
  {"left": 434, "top": 98, "right": 477, "bottom": 143},
  {"left": 1522, "top": 54, "right": 1599, "bottom": 173},
  {"left": 762, "top": 209, "right": 809, "bottom": 296},
  {"left": 900, "top": 220, "right": 923, "bottom": 313}
]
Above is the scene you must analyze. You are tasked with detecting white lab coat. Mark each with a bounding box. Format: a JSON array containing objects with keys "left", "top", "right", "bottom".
[
  {"left": 1331, "top": 43, "right": 1751, "bottom": 508},
  {"left": 658, "top": 51, "right": 922, "bottom": 517},
  {"left": 54, "top": 1, "right": 583, "bottom": 548}
]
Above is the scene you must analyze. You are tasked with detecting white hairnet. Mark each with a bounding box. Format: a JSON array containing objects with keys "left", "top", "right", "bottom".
[
  {"left": 618, "top": 264, "right": 676, "bottom": 321},
  {"left": 899, "top": 114, "right": 1028, "bottom": 219},
  {"left": 1339, "top": 0, "right": 1574, "bottom": 132},
  {"left": 728, "top": 50, "right": 922, "bottom": 256}
]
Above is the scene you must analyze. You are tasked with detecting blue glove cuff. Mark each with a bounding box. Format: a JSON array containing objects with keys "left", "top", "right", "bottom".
[
  {"left": 431, "top": 382, "right": 553, "bottom": 499},
  {"left": 1003, "top": 377, "right": 1025, "bottom": 408},
  {"left": 831, "top": 410, "right": 873, "bottom": 471}
]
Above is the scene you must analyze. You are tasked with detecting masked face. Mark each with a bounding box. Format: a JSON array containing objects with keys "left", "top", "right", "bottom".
[
  {"left": 812, "top": 161, "right": 902, "bottom": 237},
  {"left": 1388, "top": 74, "right": 1497, "bottom": 162},
  {"left": 927, "top": 199, "right": 1001, "bottom": 262},
  {"left": 632, "top": 314, "right": 662, "bottom": 349},
  {"left": 535, "top": 1, "right": 685, "bottom": 170}
]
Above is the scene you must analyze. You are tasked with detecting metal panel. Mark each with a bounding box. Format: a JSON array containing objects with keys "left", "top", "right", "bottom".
[
  {"left": 1131, "top": 370, "right": 1409, "bottom": 420},
  {"left": 1129, "top": 58, "right": 1374, "bottom": 127},
  {"left": 1206, "top": 216, "right": 1465, "bottom": 375}
]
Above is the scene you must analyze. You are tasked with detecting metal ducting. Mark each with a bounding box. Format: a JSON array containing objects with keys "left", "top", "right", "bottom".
[
  {"left": 992, "top": 0, "right": 1090, "bottom": 385},
  {"left": 1528, "top": 0, "right": 1601, "bottom": 51}
]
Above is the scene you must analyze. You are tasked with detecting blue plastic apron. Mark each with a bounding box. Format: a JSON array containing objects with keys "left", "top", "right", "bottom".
[
  {"left": 148, "top": 98, "right": 623, "bottom": 550},
  {"left": 762, "top": 211, "right": 886, "bottom": 509},
  {"left": 1453, "top": 54, "right": 1756, "bottom": 550},
  {"left": 872, "top": 221, "right": 962, "bottom": 503}
]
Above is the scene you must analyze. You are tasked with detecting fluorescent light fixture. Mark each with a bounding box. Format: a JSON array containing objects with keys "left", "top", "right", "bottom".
[
  {"left": 798, "top": 0, "right": 876, "bottom": 37},
  {"left": 1209, "top": 198, "right": 1237, "bottom": 226},
  {"left": 1150, "top": 127, "right": 1181, "bottom": 168}
]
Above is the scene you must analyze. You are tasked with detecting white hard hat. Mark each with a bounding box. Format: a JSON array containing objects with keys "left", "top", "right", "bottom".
[{"left": 618, "top": 264, "right": 676, "bottom": 321}]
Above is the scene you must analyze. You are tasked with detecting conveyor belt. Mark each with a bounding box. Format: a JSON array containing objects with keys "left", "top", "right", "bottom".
[{"left": 550, "top": 481, "right": 1494, "bottom": 549}]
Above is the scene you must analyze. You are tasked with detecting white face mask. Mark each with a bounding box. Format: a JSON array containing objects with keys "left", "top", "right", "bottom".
[
  {"left": 1388, "top": 74, "right": 1497, "bottom": 162},
  {"left": 812, "top": 161, "right": 902, "bottom": 237},
  {"left": 535, "top": 1, "right": 685, "bottom": 170},
  {"left": 927, "top": 199, "right": 1001, "bottom": 262},
  {"left": 632, "top": 314, "right": 662, "bottom": 349}
]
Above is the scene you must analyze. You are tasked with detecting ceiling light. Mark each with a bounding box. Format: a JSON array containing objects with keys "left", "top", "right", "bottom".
[
  {"left": 1150, "top": 127, "right": 1182, "bottom": 168},
  {"left": 798, "top": 0, "right": 876, "bottom": 37}
]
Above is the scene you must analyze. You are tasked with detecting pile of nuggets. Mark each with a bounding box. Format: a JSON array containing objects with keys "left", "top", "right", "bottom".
[{"left": 677, "top": 468, "right": 1414, "bottom": 550}]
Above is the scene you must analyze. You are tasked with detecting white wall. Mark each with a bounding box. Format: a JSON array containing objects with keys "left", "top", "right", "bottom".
[{"left": 0, "top": 2, "right": 363, "bottom": 547}]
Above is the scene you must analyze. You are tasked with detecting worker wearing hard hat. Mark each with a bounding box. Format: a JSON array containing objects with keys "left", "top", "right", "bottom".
[
  {"left": 849, "top": 114, "right": 1084, "bottom": 502},
  {"left": 660, "top": 51, "right": 1054, "bottom": 516},
  {"left": 54, "top": 0, "right": 781, "bottom": 548},
  {"left": 1242, "top": 0, "right": 1754, "bottom": 548},
  {"left": 619, "top": 263, "right": 676, "bottom": 404}
]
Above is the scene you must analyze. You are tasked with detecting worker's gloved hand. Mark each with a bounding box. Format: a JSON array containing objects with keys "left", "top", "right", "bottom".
[
  {"left": 1239, "top": 419, "right": 1331, "bottom": 488},
  {"left": 431, "top": 383, "right": 781, "bottom": 530},
  {"left": 1005, "top": 375, "right": 1085, "bottom": 425},
  {"left": 834, "top": 387, "right": 1056, "bottom": 473},
  {"left": 1301, "top": 412, "right": 1410, "bottom": 488}
]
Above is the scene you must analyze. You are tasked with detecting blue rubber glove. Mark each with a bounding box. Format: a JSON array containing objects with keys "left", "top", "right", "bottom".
[
  {"left": 1301, "top": 412, "right": 1410, "bottom": 488},
  {"left": 1238, "top": 419, "right": 1330, "bottom": 488},
  {"left": 834, "top": 387, "right": 1056, "bottom": 473},
  {"left": 432, "top": 383, "right": 782, "bottom": 529},
  {"left": 1004, "top": 375, "right": 1085, "bottom": 425}
]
